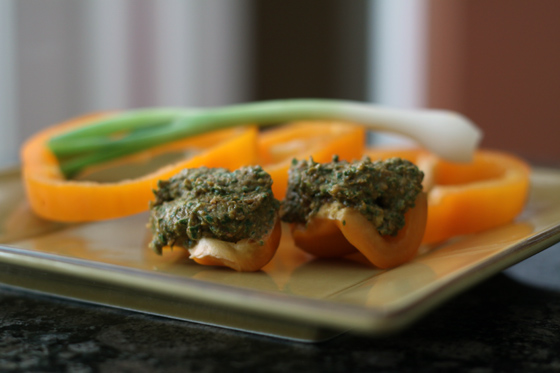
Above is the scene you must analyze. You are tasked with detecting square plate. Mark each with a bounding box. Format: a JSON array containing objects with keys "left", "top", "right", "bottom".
[{"left": 1, "top": 167, "right": 559, "bottom": 341}]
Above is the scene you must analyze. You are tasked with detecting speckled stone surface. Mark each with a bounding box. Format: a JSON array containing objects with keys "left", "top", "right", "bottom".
[{"left": 2, "top": 244, "right": 560, "bottom": 372}]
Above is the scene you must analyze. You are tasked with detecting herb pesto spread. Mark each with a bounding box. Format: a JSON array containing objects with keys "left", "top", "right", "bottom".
[
  {"left": 280, "top": 156, "right": 424, "bottom": 236},
  {"left": 149, "top": 166, "right": 280, "bottom": 254}
]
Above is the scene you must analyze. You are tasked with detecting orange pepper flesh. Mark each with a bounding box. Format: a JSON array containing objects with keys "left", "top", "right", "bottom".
[
  {"left": 337, "top": 192, "right": 428, "bottom": 268},
  {"left": 364, "top": 148, "right": 531, "bottom": 244},
  {"left": 22, "top": 113, "right": 258, "bottom": 222},
  {"left": 257, "top": 121, "right": 366, "bottom": 199},
  {"left": 189, "top": 218, "right": 282, "bottom": 272},
  {"left": 423, "top": 150, "right": 530, "bottom": 244},
  {"left": 291, "top": 193, "right": 428, "bottom": 268},
  {"left": 291, "top": 217, "right": 358, "bottom": 258}
]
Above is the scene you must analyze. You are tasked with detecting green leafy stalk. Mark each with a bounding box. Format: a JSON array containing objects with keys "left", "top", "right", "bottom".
[
  {"left": 49, "top": 100, "right": 342, "bottom": 160},
  {"left": 48, "top": 99, "right": 482, "bottom": 179},
  {"left": 48, "top": 108, "right": 192, "bottom": 157}
]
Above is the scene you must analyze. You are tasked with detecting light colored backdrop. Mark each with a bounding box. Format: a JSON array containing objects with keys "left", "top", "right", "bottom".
[{"left": 0, "top": 0, "right": 253, "bottom": 167}]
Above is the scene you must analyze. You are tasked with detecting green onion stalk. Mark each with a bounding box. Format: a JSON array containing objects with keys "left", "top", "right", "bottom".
[{"left": 47, "top": 99, "right": 482, "bottom": 178}]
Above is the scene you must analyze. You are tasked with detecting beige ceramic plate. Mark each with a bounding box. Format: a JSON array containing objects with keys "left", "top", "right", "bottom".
[{"left": 0, "top": 167, "right": 559, "bottom": 341}]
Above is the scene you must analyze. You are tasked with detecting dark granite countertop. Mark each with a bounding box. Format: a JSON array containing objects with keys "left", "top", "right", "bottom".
[{"left": 1, "top": 243, "right": 560, "bottom": 372}]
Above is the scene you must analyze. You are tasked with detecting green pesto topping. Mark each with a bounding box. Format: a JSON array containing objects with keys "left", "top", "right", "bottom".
[
  {"left": 149, "top": 166, "right": 280, "bottom": 254},
  {"left": 280, "top": 156, "right": 424, "bottom": 236}
]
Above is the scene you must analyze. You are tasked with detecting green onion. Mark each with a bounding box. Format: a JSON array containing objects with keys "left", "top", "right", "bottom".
[{"left": 48, "top": 99, "right": 482, "bottom": 178}]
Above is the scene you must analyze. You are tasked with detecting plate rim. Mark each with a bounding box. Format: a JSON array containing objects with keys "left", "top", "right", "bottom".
[{"left": 1, "top": 219, "right": 559, "bottom": 336}]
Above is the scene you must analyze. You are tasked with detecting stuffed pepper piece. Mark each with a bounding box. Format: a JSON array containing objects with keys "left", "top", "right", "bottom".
[
  {"left": 149, "top": 166, "right": 281, "bottom": 271},
  {"left": 281, "top": 156, "right": 427, "bottom": 269}
]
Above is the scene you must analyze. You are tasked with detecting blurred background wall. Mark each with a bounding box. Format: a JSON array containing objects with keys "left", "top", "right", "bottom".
[
  {"left": 0, "top": 0, "right": 559, "bottom": 167},
  {"left": 0, "top": 0, "right": 253, "bottom": 167},
  {"left": 428, "top": 0, "right": 560, "bottom": 167}
]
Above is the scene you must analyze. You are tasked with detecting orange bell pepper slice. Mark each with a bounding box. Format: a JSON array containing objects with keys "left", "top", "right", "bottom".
[
  {"left": 257, "top": 121, "right": 366, "bottom": 199},
  {"left": 22, "top": 113, "right": 258, "bottom": 222},
  {"left": 423, "top": 149, "right": 530, "bottom": 244},
  {"left": 365, "top": 148, "right": 531, "bottom": 244},
  {"left": 188, "top": 218, "right": 282, "bottom": 272},
  {"left": 291, "top": 193, "right": 428, "bottom": 269}
]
